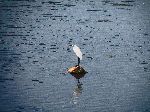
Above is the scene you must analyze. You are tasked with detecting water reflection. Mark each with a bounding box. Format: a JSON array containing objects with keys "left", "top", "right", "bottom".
[
  {"left": 71, "top": 84, "right": 83, "bottom": 104},
  {"left": 67, "top": 64, "right": 86, "bottom": 104}
]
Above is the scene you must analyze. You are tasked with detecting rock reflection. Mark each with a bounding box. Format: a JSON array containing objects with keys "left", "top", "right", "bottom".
[{"left": 71, "top": 84, "right": 83, "bottom": 104}]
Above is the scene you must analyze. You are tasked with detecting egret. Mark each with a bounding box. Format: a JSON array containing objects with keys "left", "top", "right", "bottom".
[
  {"left": 73, "top": 45, "right": 82, "bottom": 65},
  {"left": 67, "top": 45, "right": 87, "bottom": 83}
]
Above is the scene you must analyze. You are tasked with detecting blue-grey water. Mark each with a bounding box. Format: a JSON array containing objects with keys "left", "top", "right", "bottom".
[{"left": 0, "top": 0, "right": 150, "bottom": 112}]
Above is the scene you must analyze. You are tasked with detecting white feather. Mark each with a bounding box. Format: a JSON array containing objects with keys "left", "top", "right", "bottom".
[{"left": 73, "top": 45, "right": 82, "bottom": 60}]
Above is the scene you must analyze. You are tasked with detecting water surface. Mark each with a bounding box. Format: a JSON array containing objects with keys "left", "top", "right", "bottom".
[{"left": 0, "top": 0, "right": 150, "bottom": 112}]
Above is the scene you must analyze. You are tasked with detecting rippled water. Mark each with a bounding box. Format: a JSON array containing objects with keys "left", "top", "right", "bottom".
[{"left": 0, "top": 0, "right": 150, "bottom": 112}]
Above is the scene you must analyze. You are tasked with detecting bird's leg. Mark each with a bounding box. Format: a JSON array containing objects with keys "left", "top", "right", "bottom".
[
  {"left": 77, "top": 79, "right": 80, "bottom": 84},
  {"left": 77, "top": 79, "right": 83, "bottom": 86},
  {"left": 78, "top": 57, "right": 80, "bottom": 66}
]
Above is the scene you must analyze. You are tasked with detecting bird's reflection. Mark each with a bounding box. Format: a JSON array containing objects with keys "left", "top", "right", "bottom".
[{"left": 71, "top": 83, "right": 83, "bottom": 104}]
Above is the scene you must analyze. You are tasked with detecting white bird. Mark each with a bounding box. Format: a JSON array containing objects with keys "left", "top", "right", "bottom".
[
  {"left": 73, "top": 45, "right": 82, "bottom": 60},
  {"left": 73, "top": 45, "right": 82, "bottom": 65}
]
